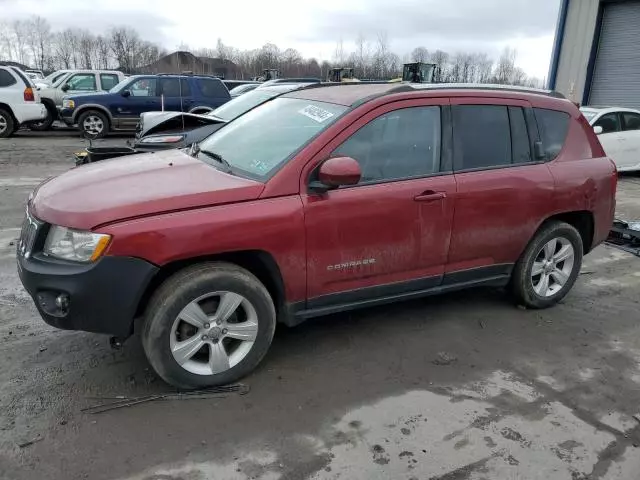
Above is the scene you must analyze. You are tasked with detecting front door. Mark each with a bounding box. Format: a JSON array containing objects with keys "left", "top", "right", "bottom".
[
  {"left": 617, "top": 111, "right": 640, "bottom": 171},
  {"left": 303, "top": 100, "right": 456, "bottom": 308},
  {"left": 113, "top": 77, "right": 159, "bottom": 129}
]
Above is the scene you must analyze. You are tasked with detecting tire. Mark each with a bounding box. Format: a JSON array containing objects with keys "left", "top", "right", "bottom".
[
  {"left": 511, "top": 221, "right": 583, "bottom": 309},
  {"left": 29, "top": 103, "right": 55, "bottom": 131},
  {"left": 0, "top": 108, "right": 15, "bottom": 138},
  {"left": 77, "top": 110, "right": 109, "bottom": 139},
  {"left": 142, "top": 262, "right": 276, "bottom": 389}
]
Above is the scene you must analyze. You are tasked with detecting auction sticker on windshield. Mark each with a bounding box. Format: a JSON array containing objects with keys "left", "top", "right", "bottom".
[{"left": 299, "top": 105, "right": 335, "bottom": 123}]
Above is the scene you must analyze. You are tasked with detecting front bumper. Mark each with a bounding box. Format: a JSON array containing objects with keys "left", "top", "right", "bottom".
[
  {"left": 18, "top": 251, "right": 158, "bottom": 337},
  {"left": 59, "top": 108, "right": 75, "bottom": 126}
]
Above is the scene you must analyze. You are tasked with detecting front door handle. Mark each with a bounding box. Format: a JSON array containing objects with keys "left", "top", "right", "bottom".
[{"left": 414, "top": 191, "right": 446, "bottom": 202}]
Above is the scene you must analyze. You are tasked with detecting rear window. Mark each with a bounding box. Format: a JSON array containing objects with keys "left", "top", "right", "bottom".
[
  {"left": 534, "top": 108, "right": 570, "bottom": 160},
  {"left": 198, "top": 78, "right": 228, "bottom": 98},
  {"left": 0, "top": 69, "right": 17, "bottom": 87}
]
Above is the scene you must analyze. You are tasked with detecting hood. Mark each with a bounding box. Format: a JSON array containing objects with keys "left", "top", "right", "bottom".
[
  {"left": 140, "top": 111, "right": 222, "bottom": 137},
  {"left": 66, "top": 91, "right": 110, "bottom": 101},
  {"left": 32, "top": 149, "right": 264, "bottom": 230}
]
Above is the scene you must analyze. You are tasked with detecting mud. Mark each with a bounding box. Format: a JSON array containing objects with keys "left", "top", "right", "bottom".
[{"left": 1, "top": 132, "right": 640, "bottom": 479}]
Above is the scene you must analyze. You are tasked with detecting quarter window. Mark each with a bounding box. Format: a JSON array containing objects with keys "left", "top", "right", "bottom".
[
  {"left": 0, "top": 69, "right": 16, "bottom": 87},
  {"left": 331, "top": 106, "right": 441, "bottom": 184},
  {"left": 622, "top": 112, "right": 640, "bottom": 131},
  {"left": 534, "top": 108, "right": 571, "bottom": 160},
  {"left": 453, "top": 105, "right": 511, "bottom": 170}
]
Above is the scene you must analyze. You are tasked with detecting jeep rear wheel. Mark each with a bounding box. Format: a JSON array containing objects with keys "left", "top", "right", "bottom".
[
  {"left": 142, "top": 262, "right": 276, "bottom": 389},
  {"left": 511, "top": 221, "right": 583, "bottom": 309},
  {"left": 78, "top": 110, "right": 109, "bottom": 138}
]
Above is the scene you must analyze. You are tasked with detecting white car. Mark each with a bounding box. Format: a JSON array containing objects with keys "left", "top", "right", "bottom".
[
  {"left": 581, "top": 106, "right": 640, "bottom": 172},
  {"left": 0, "top": 66, "right": 46, "bottom": 138}
]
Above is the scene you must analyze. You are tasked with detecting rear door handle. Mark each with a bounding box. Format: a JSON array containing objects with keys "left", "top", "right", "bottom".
[{"left": 414, "top": 191, "right": 446, "bottom": 202}]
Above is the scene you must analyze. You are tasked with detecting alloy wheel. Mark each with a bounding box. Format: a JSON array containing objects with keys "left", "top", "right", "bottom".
[
  {"left": 169, "top": 291, "right": 259, "bottom": 376},
  {"left": 83, "top": 115, "right": 104, "bottom": 135},
  {"left": 531, "top": 237, "right": 575, "bottom": 297}
]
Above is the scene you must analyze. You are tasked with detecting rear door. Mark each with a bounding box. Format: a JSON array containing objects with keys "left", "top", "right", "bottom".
[
  {"left": 158, "top": 78, "right": 193, "bottom": 112},
  {"left": 446, "top": 100, "right": 556, "bottom": 280},
  {"left": 593, "top": 112, "right": 624, "bottom": 168},
  {"left": 303, "top": 98, "right": 456, "bottom": 307},
  {"left": 99, "top": 73, "right": 120, "bottom": 91}
]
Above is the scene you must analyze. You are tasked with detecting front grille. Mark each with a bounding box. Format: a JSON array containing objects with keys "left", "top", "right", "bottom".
[{"left": 18, "top": 209, "right": 42, "bottom": 259}]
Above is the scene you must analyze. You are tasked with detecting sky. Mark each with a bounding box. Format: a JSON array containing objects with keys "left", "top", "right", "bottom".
[{"left": 3, "top": 0, "right": 560, "bottom": 79}]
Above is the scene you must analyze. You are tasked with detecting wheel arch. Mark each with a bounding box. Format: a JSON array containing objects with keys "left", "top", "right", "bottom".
[
  {"left": 0, "top": 103, "right": 17, "bottom": 123},
  {"left": 134, "top": 250, "right": 288, "bottom": 332},
  {"left": 542, "top": 211, "right": 594, "bottom": 254},
  {"left": 73, "top": 104, "right": 113, "bottom": 124}
]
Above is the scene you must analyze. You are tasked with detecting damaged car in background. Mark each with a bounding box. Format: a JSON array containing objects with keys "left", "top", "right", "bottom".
[{"left": 133, "top": 82, "right": 315, "bottom": 152}]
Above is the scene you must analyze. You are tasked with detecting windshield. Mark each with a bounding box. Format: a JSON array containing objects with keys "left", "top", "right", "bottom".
[
  {"left": 580, "top": 109, "right": 597, "bottom": 121},
  {"left": 209, "top": 88, "right": 288, "bottom": 121},
  {"left": 198, "top": 97, "right": 346, "bottom": 179}
]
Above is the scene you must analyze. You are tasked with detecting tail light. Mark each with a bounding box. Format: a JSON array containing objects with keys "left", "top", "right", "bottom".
[
  {"left": 610, "top": 159, "right": 618, "bottom": 194},
  {"left": 23, "top": 87, "right": 35, "bottom": 102}
]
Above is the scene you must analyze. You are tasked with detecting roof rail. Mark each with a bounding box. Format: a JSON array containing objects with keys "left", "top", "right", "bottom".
[{"left": 408, "top": 83, "right": 566, "bottom": 99}]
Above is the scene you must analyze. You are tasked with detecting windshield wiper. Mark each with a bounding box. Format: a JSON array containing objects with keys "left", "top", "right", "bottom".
[{"left": 196, "top": 147, "right": 233, "bottom": 173}]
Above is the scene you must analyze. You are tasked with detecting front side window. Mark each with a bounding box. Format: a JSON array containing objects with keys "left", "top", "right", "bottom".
[
  {"left": 66, "top": 74, "right": 97, "bottom": 91},
  {"left": 197, "top": 97, "right": 346, "bottom": 180},
  {"left": 453, "top": 105, "right": 511, "bottom": 170},
  {"left": 622, "top": 112, "right": 640, "bottom": 131},
  {"left": 127, "top": 78, "right": 157, "bottom": 97},
  {"left": 593, "top": 112, "right": 620, "bottom": 134},
  {"left": 332, "top": 106, "right": 441, "bottom": 184}
]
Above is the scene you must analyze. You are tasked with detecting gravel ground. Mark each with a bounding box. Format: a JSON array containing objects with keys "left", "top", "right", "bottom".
[{"left": 1, "top": 131, "right": 640, "bottom": 480}]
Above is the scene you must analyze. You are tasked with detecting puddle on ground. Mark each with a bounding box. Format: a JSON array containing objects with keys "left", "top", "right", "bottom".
[{"left": 118, "top": 370, "right": 629, "bottom": 480}]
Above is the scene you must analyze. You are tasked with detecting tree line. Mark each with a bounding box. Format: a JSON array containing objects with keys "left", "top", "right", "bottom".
[{"left": 0, "top": 16, "right": 542, "bottom": 87}]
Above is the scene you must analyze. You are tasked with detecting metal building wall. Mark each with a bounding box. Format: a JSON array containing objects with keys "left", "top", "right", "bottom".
[{"left": 552, "top": 0, "right": 600, "bottom": 102}]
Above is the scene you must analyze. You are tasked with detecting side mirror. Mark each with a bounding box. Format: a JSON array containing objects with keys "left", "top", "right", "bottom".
[
  {"left": 122, "top": 90, "right": 131, "bottom": 98},
  {"left": 310, "top": 156, "right": 361, "bottom": 192},
  {"left": 61, "top": 84, "right": 70, "bottom": 92},
  {"left": 593, "top": 125, "right": 603, "bottom": 135}
]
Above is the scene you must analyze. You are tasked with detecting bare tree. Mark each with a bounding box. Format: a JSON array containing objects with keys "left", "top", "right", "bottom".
[
  {"left": 494, "top": 47, "right": 516, "bottom": 84},
  {"left": 430, "top": 50, "right": 449, "bottom": 83},
  {"left": 25, "top": 16, "right": 51, "bottom": 71},
  {"left": 354, "top": 33, "right": 370, "bottom": 78},
  {"left": 53, "top": 29, "right": 76, "bottom": 69},
  {"left": 333, "top": 38, "right": 345, "bottom": 66},
  {"left": 411, "top": 46, "right": 429, "bottom": 63}
]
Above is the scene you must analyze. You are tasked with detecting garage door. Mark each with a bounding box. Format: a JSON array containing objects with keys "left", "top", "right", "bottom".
[{"left": 589, "top": 1, "right": 640, "bottom": 109}]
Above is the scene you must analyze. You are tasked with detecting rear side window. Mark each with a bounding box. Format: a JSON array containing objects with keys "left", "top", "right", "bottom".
[
  {"left": 0, "top": 69, "right": 17, "bottom": 87},
  {"left": 622, "top": 112, "right": 640, "bottom": 131},
  {"left": 453, "top": 105, "right": 511, "bottom": 170},
  {"left": 534, "top": 108, "right": 571, "bottom": 160},
  {"left": 100, "top": 74, "right": 120, "bottom": 91},
  {"left": 198, "top": 78, "right": 228, "bottom": 97},
  {"left": 9, "top": 67, "right": 31, "bottom": 87}
]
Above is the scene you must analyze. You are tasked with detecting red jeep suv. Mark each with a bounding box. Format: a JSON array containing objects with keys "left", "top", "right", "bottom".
[{"left": 17, "top": 83, "right": 616, "bottom": 388}]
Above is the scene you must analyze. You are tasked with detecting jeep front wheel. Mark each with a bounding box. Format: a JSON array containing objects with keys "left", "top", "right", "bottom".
[
  {"left": 142, "top": 262, "right": 276, "bottom": 389},
  {"left": 511, "top": 221, "right": 583, "bottom": 309}
]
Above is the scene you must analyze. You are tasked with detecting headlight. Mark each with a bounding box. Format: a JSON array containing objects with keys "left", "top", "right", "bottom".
[
  {"left": 140, "top": 135, "right": 185, "bottom": 144},
  {"left": 44, "top": 226, "right": 111, "bottom": 262},
  {"left": 62, "top": 99, "right": 75, "bottom": 109}
]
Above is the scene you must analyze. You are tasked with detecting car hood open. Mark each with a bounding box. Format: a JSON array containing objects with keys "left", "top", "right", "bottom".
[
  {"left": 31, "top": 149, "right": 264, "bottom": 230},
  {"left": 139, "top": 111, "right": 224, "bottom": 138}
]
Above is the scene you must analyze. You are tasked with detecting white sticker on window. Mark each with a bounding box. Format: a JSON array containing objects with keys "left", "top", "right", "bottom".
[{"left": 299, "top": 105, "right": 335, "bottom": 123}]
